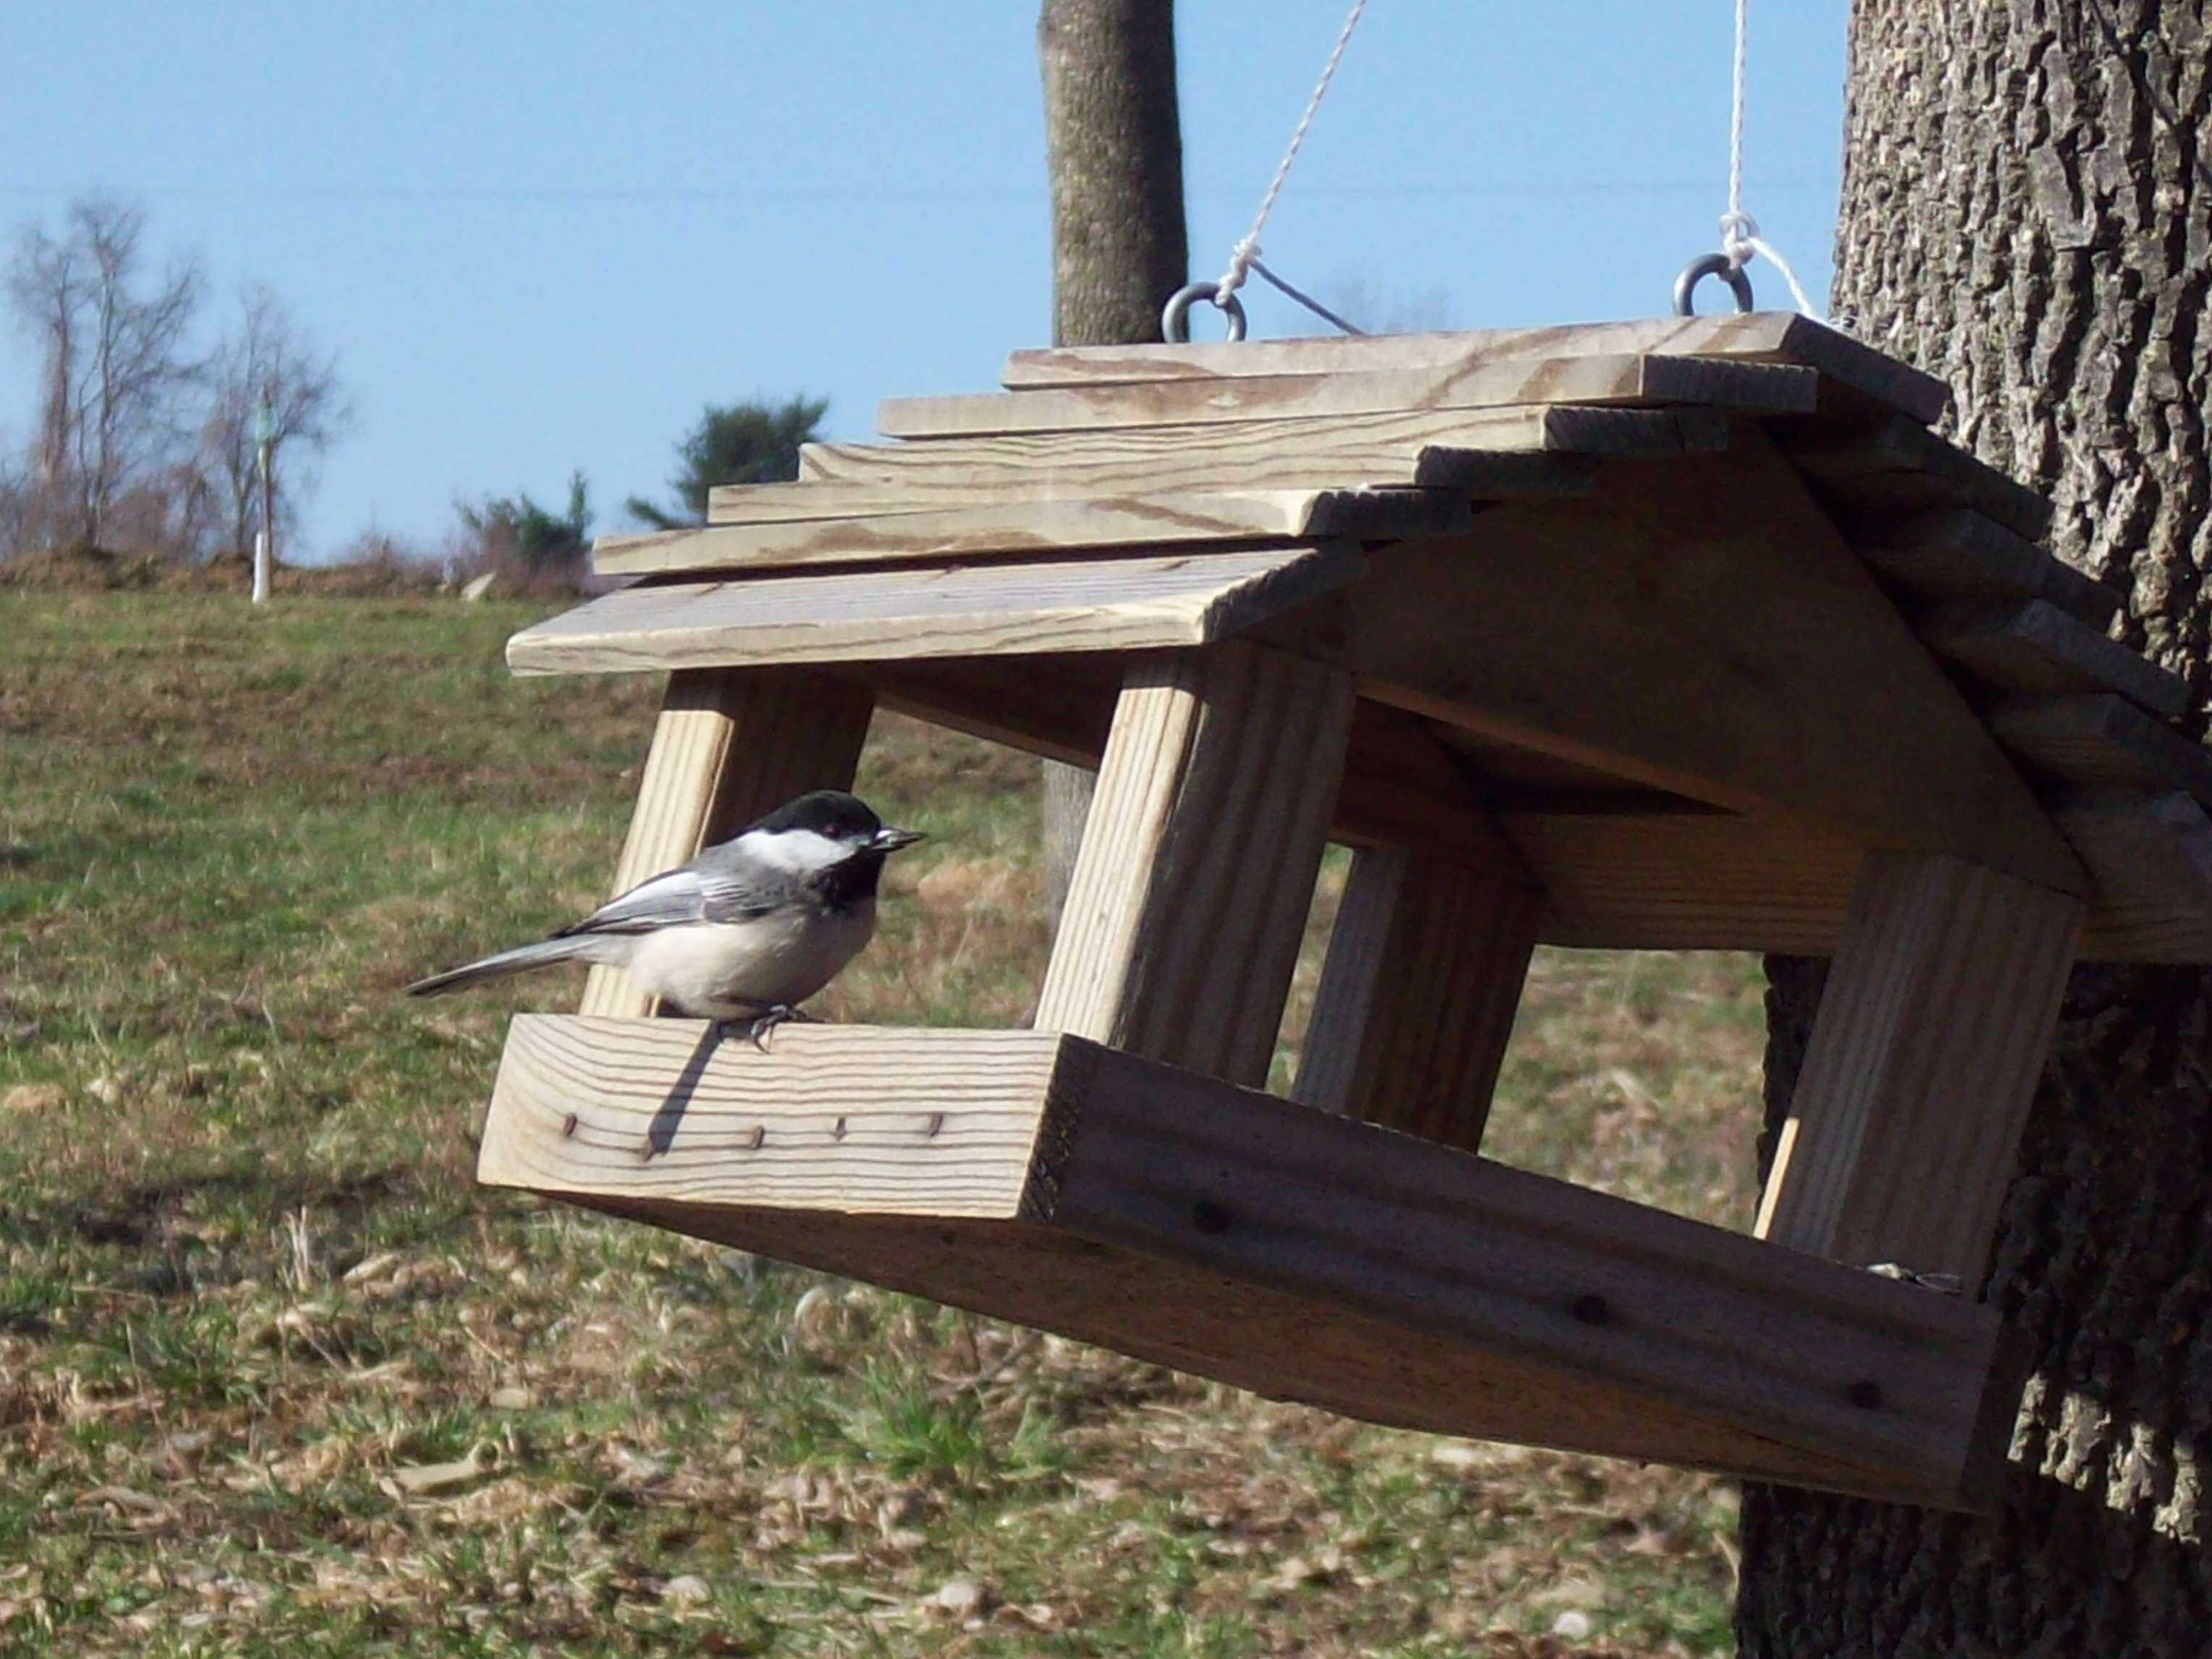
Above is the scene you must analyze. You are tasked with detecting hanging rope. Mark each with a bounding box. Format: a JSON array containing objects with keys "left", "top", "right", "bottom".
[
  {"left": 1682, "top": 0, "right": 1818, "bottom": 316},
  {"left": 1165, "top": 0, "right": 1372, "bottom": 341},
  {"left": 1217, "top": 0, "right": 1368, "bottom": 310}
]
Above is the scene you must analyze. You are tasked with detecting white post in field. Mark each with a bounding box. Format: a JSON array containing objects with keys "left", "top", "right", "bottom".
[{"left": 251, "top": 389, "right": 276, "bottom": 605}]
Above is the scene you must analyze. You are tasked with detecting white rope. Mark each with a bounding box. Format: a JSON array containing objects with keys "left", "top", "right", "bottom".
[
  {"left": 1214, "top": 0, "right": 1370, "bottom": 328},
  {"left": 1718, "top": 0, "right": 1818, "bottom": 316}
]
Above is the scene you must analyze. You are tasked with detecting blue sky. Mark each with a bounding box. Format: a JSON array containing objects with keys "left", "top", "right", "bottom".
[{"left": 1, "top": 4, "right": 1846, "bottom": 560}]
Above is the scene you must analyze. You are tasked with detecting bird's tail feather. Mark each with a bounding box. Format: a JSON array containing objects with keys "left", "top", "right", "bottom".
[{"left": 405, "top": 938, "right": 594, "bottom": 999}]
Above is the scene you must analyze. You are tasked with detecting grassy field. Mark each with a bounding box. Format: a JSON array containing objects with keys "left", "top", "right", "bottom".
[{"left": 0, "top": 591, "right": 1768, "bottom": 1658}]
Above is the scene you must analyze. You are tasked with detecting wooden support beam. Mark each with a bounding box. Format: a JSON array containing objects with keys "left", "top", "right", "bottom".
[
  {"left": 1292, "top": 848, "right": 1541, "bottom": 1152},
  {"left": 577, "top": 668, "right": 875, "bottom": 1018},
  {"left": 595, "top": 489, "right": 1463, "bottom": 578},
  {"left": 1035, "top": 641, "right": 1354, "bottom": 1086},
  {"left": 1756, "top": 854, "right": 2083, "bottom": 1287},
  {"left": 1000, "top": 313, "right": 1951, "bottom": 425},
  {"left": 1519, "top": 793, "right": 2212, "bottom": 964},
  {"left": 877, "top": 354, "right": 1816, "bottom": 439},
  {"left": 479, "top": 1018, "right": 2023, "bottom": 1510},
  {"left": 1919, "top": 599, "right": 2190, "bottom": 719},
  {"left": 508, "top": 544, "right": 1367, "bottom": 675},
  {"left": 840, "top": 656, "right": 2205, "bottom": 962},
  {"left": 1844, "top": 509, "right": 2118, "bottom": 630},
  {"left": 1508, "top": 810, "right": 1861, "bottom": 955}
]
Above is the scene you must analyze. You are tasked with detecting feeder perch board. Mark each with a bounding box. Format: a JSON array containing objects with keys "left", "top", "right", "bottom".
[{"left": 478, "top": 314, "right": 2212, "bottom": 1514}]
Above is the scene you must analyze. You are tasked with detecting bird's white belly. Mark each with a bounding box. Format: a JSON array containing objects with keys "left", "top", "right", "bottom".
[{"left": 623, "top": 900, "right": 877, "bottom": 1019}]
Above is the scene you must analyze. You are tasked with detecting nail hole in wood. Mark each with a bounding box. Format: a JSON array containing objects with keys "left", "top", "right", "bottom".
[
  {"left": 1570, "top": 1293, "right": 1611, "bottom": 1326},
  {"left": 1847, "top": 1378, "right": 1884, "bottom": 1411},
  {"left": 1191, "top": 1199, "right": 1232, "bottom": 1236},
  {"left": 747, "top": 1126, "right": 765, "bottom": 1151},
  {"left": 561, "top": 1113, "right": 578, "bottom": 1139}
]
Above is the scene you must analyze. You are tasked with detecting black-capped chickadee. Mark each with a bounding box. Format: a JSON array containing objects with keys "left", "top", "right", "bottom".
[{"left": 406, "top": 789, "right": 923, "bottom": 1041}]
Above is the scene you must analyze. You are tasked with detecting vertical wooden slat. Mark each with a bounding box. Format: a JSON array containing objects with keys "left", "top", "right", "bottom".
[
  {"left": 579, "top": 667, "right": 876, "bottom": 1018},
  {"left": 1291, "top": 848, "right": 1542, "bottom": 1153},
  {"left": 1755, "top": 853, "right": 2083, "bottom": 1285},
  {"left": 1035, "top": 641, "right": 1355, "bottom": 1086}
]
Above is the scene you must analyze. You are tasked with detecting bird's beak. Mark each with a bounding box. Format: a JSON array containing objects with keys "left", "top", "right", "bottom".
[{"left": 871, "top": 827, "right": 925, "bottom": 853}]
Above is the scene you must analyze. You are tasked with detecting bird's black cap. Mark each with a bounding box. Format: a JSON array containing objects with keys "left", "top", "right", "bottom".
[{"left": 749, "top": 790, "right": 885, "bottom": 842}]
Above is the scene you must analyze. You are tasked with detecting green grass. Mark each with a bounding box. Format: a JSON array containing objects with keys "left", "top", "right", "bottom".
[{"left": 0, "top": 591, "right": 1762, "bottom": 1656}]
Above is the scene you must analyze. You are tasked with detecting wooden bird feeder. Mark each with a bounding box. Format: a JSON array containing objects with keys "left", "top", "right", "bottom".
[{"left": 475, "top": 314, "right": 2212, "bottom": 1514}]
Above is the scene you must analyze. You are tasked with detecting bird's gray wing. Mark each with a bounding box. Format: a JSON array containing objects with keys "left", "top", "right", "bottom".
[{"left": 554, "top": 862, "right": 777, "bottom": 937}]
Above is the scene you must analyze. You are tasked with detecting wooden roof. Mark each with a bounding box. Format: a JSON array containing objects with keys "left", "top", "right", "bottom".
[{"left": 510, "top": 314, "right": 2212, "bottom": 964}]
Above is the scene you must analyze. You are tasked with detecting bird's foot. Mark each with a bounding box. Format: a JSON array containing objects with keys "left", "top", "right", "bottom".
[{"left": 745, "top": 1004, "right": 814, "bottom": 1052}]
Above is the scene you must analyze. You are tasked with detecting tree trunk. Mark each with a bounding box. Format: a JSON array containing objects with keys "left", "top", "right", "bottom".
[
  {"left": 1740, "top": 5, "right": 2212, "bottom": 1653},
  {"left": 1036, "top": 0, "right": 1188, "bottom": 917}
]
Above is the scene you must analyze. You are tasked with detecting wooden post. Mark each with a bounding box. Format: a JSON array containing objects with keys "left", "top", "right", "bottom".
[
  {"left": 578, "top": 667, "right": 876, "bottom": 1018},
  {"left": 1291, "top": 848, "right": 1542, "bottom": 1152},
  {"left": 1034, "top": 640, "right": 1354, "bottom": 1086},
  {"left": 1755, "top": 853, "right": 2084, "bottom": 1286}
]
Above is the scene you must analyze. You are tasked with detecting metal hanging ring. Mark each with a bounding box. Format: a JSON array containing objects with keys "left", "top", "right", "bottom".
[
  {"left": 1162, "top": 281, "right": 1248, "bottom": 345},
  {"left": 1673, "top": 252, "right": 1755, "bottom": 317}
]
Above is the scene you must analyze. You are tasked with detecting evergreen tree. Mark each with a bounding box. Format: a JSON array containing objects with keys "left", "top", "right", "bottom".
[{"left": 625, "top": 396, "right": 827, "bottom": 530}]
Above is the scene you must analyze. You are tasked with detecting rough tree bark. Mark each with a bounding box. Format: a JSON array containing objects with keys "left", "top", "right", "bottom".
[
  {"left": 1742, "top": 4, "right": 2212, "bottom": 1653},
  {"left": 1036, "top": 0, "right": 1188, "bottom": 917}
]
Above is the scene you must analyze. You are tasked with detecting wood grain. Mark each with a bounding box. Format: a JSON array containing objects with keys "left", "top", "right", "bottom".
[
  {"left": 1000, "top": 313, "right": 1951, "bottom": 425},
  {"left": 1250, "top": 431, "right": 2085, "bottom": 895},
  {"left": 708, "top": 456, "right": 1602, "bottom": 525},
  {"left": 481, "top": 1017, "right": 1061, "bottom": 1212},
  {"left": 1291, "top": 848, "right": 1540, "bottom": 1152},
  {"left": 1755, "top": 853, "right": 2084, "bottom": 1286},
  {"left": 577, "top": 668, "right": 874, "bottom": 1018},
  {"left": 1781, "top": 416, "right": 2053, "bottom": 541},
  {"left": 1988, "top": 695, "right": 2212, "bottom": 805},
  {"left": 596, "top": 489, "right": 1463, "bottom": 577},
  {"left": 877, "top": 353, "right": 1817, "bottom": 439},
  {"left": 1034, "top": 641, "right": 1354, "bottom": 1086},
  {"left": 508, "top": 545, "right": 1367, "bottom": 675},
  {"left": 1844, "top": 508, "right": 2118, "bottom": 629},
  {"left": 1513, "top": 809, "right": 1865, "bottom": 955},
  {"left": 793, "top": 405, "right": 1722, "bottom": 490},
  {"left": 478, "top": 1018, "right": 2019, "bottom": 1509},
  {"left": 1918, "top": 598, "right": 2191, "bottom": 719}
]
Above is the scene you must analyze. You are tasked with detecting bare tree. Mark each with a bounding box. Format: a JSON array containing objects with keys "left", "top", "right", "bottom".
[
  {"left": 5, "top": 194, "right": 202, "bottom": 549},
  {"left": 1037, "top": 0, "right": 1189, "bottom": 916},
  {"left": 200, "top": 284, "right": 353, "bottom": 557}
]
